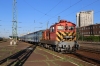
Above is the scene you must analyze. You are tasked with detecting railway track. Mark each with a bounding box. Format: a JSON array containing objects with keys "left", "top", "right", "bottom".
[
  {"left": 65, "top": 49, "right": 100, "bottom": 66},
  {"left": 0, "top": 44, "right": 36, "bottom": 66},
  {"left": 79, "top": 41, "right": 100, "bottom": 45},
  {"left": 65, "top": 42, "right": 100, "bottom": 66},
  {"left": 38, "top": 41, "right": 100, "bottom": 66},
  {"left": 39, "top": 44, "right": 100, "bottom": 66},
  {"left": 79, "top": 46, "right": 100, "bottom": 54}
]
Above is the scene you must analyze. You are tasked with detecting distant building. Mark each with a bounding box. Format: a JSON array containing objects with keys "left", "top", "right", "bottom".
[
  {"left": 76, "top": 10, "right": 93, "bottom": 27},
  {"left": 77, "top": 23, "right": 100, "bottom": 36}
]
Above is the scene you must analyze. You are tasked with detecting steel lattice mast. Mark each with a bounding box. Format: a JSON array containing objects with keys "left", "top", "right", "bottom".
[{"left": 12, "top": 0, "right": 17, "bottom": 43}]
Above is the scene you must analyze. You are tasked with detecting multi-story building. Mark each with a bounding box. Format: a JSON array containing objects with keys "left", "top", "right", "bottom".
[
  {"left": 76, "top": 11, "right": 94, "bottom": 27},
  {"left": 77, "top": 23, "right": 100, "bottom": 36}
]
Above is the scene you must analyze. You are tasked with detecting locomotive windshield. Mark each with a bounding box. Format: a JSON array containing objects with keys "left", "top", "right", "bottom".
[
  {"left": 57, "top": 26, "right": 64, "bottom": 30},
  {"left": 68, "top": 26, "right": 74, "bottom": 30}
]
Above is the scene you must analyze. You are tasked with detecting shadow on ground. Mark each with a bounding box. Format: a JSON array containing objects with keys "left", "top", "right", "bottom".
[{"left": 0, "top": 44, "right": 37, "bottom": 66}]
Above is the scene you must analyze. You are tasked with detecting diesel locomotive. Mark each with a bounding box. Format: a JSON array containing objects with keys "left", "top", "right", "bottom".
[{"left": 20, "top": 20, "right": 79, "bottom": 53}]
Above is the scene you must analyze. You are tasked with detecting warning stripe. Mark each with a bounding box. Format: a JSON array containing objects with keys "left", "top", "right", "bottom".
[
  {"left": 56, "top": 37, "right": 60, "bottom": 41},
  {"left": 61, "top": 32, "right": 66, "bottom": 36},
  {"left": 73, "top": 32, "right": 76, "bottom": 36},
  {"left": 57, "top": 31, "right": 63, "bottom": 39},
  {"left": 56, "top": 32, "right": 62, "bottom": 41},
  {"left": 56, "top": 31, "right": 76, "bottom": 41}
]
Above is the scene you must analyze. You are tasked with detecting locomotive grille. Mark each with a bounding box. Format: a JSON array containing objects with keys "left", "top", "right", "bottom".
[{"left": 56, "top": 31, "right": 76, "bottom": 41}]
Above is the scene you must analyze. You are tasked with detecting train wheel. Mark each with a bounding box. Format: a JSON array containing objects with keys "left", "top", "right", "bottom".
[
  {"left": 56, "top": 47, "right": 61, "bottom": 53},
  {"left": 45, "top": 44, "right": 48, "bottom": 49},
  {"left": 66, "top": 45, "right": 72, "bottom": 53},
  {"left": 72, "top": 48, "right": 76, "bottom": 52}
]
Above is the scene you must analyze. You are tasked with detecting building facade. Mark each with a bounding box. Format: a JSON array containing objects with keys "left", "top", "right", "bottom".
[
  {"left": 76, "top": 11, "right": 93, "bottom": 27},
  {"left": 77, "top": 24, "right": 100, "bottom": 36}
]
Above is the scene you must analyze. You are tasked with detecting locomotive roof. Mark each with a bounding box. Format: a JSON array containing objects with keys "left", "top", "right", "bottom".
[{"left": 50, "top": 20, "right": 76, "bottom": 27}]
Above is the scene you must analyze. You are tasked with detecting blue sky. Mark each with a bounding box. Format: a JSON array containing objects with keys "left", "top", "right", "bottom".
[{"left": 0, "top": 0, "right": 100, "bottom": 38}]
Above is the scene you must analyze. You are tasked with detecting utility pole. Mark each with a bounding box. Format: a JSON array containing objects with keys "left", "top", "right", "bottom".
[
  {"left": 10, "top": 0, "right": 18, "bottom": 45},
  {"left": 47, "top": 21, "right": 49, "bottom": 29},
  {"left": 58, "top": 16, "right": 60, "bottom": 22}
]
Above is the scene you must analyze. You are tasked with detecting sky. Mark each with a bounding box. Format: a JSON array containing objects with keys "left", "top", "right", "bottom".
[{"left": 0, "top": 0, "right": 100, "bottom": 38}]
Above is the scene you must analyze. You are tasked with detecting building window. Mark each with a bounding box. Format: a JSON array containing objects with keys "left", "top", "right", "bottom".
[
  {"left": 96, "top": 32, "right": 97, "bottom": 34},
  {"left": 93, "top": 26, "right": 94, "bottom": 29},
  {"left": 89, "top": 32, "right": 90, "bottom": 34}
]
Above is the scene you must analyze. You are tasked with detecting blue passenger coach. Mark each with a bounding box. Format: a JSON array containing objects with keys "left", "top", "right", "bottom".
[{"left": 20, "top": 30, "right": 44, "bottom": 44}]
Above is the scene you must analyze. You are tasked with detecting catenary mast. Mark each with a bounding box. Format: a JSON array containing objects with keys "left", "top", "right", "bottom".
[{"left": 11, "top": 0, "right": 17, "bottom": 45}]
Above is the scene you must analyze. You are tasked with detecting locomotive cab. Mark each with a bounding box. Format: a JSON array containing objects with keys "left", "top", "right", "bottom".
[{"left": 54, "top": 20, "right": 78, "bottom": 53}]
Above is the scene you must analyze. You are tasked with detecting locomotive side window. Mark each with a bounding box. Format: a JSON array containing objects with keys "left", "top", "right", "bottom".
[
  {"left": 68, "top": 26, "right": 74, "bottom": 30},
  {"left": 50, "top": 27, "right": 55, "bottom": 32},
  {"left": 57, "top": 26, "right": 64, "bottom": 30}
]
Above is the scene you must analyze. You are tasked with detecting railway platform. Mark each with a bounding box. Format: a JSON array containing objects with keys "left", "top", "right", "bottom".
[{"left": 0, "top": 40, "right": 96, "bottom": 66}]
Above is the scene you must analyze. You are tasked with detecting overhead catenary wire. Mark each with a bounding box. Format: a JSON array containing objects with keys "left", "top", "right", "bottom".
[
  {"left": 63, "top": 0, "right": 100, "bottom": 17},
  {"left": 21, "top": 0, "right": 100, "bottom": 31},
  {"left": 62, "top": 0, "right": 100, "bottom": 23},
  {"left": 46, "top": 0, "right": 82, "bottom": 21},
  {"left": 38, "top": 0, "right": 64, "bottom": 20},
  {"left": 23, "top": 0, "right": 47, "bottom": 16},
  {"left": 94, "top": 10, "right": 100, "bottom": 14},
  {"left": 47, "top": 0, "right": 99, "bottom": 24}
]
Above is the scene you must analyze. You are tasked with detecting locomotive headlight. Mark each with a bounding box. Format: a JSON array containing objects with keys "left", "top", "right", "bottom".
[{"left": 64, "top": 36, "right": 73, "bottom": 38}]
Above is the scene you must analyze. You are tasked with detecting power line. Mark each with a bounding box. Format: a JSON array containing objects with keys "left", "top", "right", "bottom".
[
  {"left": 47, "top": 0, "right": 99, "bottom": 24},
  {"left": 46, "top": 0, "right": 82, "bottom": 21},
  {"left": 46, "top": 0, "right": 63, "bottom": 14},
  {"left": 38, "top": 0, "right": 63, "bottom": 20},
  {"left": 62, "top": 0, "right": 100, "bottom": 24},
  {"left": 63, "top": 0, "right": 99, "bottom": 17},
  {"left": 94, "top": 11, "right": 100, "bottom": 14},
  {"left": 23, "top": 0, "right": 46, "bottom": 15}
]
